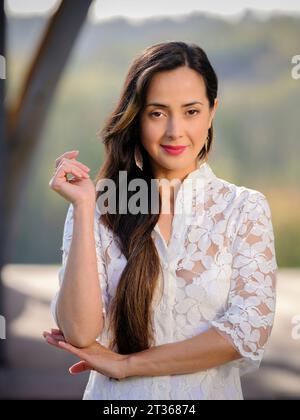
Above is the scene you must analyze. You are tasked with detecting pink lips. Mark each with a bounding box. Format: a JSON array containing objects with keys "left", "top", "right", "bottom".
[{"left": 161, "top": 145, "right": 188, "bottom": 155}]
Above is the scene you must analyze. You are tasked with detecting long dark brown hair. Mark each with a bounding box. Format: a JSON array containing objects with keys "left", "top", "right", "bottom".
[{"left": 94, "top": 41, "right": 218, "bottom": 354}]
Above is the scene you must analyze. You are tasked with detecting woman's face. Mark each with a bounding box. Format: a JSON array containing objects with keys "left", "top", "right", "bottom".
[{"left": 139, "top": 66, "right": 218, "bottom": 181}]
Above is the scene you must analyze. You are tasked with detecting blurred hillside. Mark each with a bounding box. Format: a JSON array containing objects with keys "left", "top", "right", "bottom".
[{"left": 5, "top": 10, "right": 300, "bottom": 267}]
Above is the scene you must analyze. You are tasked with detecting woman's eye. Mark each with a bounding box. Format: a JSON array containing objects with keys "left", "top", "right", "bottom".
[
  {"left": 150, "top": 111, "right": 163, "bottom": 118},
  {"left": 187, "top": 109, "right": 199, "bottom": 116},
  {"left": 149, "top": 110, "right": 199, "bottom": 118}
]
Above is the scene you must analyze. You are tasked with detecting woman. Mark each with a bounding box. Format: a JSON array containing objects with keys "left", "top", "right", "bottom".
[{"left": 44, "top": 41, "right": 277, "bottom": 400}]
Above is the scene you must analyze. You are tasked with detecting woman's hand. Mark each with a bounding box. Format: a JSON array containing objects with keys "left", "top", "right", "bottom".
[
  {"left": 49, "top": 150, "right": 96, "bottom": 206},
  {"left": 42, "top": 329, "right": 130, "bottom": 380}
]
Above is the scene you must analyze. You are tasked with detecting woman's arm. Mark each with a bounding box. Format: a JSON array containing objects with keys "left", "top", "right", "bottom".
[
  {"left": 125, "top": 328, "right": 241, "bottom": 378},
  {"left": 42, "top": 327, "right": 240, "bottom": 380},
  {"left": 55, "top": 202, "right": 104, "bottom": 348}
]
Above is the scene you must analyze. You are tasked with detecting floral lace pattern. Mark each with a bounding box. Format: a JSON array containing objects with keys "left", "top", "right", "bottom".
[{"left": 51, "top": 162, "right": 277, "bottom": 400}]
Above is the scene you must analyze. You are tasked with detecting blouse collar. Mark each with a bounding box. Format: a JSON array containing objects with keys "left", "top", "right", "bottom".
[
  {"left": 150, "top": 160, "right": 216, "bottom": 218},
  {"left": 153, "top": 160, "right": 216, "bottom": 239},
  {"left": 155, "top": 160, "right": 216, "bottom": 200},
  {"left": 182, "top": 159, "right": 216, "bottom": 183}
]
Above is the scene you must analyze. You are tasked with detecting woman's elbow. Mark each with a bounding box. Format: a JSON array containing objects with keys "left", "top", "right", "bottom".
[
  {"left": 62, "top": 330, "right": 99, "bottom": 348},
  {"left": 55, "top": 306, "right": 104, "bottom": 347}
]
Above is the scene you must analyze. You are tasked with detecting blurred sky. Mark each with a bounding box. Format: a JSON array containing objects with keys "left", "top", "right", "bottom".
[{"left": 5, "top": 0, "right": 300, "bottom": 23}]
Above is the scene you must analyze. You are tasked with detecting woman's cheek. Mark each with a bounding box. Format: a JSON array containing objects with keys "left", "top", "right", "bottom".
[{"left": 142, "top": 124, "right": 161, "bottom": 148}]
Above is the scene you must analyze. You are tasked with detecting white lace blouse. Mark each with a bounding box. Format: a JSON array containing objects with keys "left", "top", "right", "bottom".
[{"left": 51, "top": 161, "right": 278, "bottom": 400}]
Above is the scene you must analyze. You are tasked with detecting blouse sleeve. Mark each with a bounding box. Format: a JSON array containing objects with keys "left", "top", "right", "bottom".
[
  {"left": 50, "top": 203, "right": 109, "bottom": 329},
  {"left": 210, "top": 191, "right": 278, "bottom": 375}
]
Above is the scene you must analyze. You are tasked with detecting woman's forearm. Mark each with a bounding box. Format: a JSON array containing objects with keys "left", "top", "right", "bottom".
[
  {"left": 56, "top": 202, "right": 103, "bottom": 348},
  {"left": 125, "top": 328, "right": 241, "bottom": 378}
]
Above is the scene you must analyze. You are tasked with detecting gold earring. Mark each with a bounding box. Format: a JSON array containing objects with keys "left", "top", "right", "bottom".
[
  {"left": 204, "top": 132, "right": 210, "bottom": 162},
  {"left": 205, "top": 132, "right": 210, "bottom": 153},
  {"left": 134, "top": 144, "right": 143, "bottom": 171}
]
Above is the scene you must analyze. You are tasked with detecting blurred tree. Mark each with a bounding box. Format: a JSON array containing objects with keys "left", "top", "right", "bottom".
[{"left": 0, "top": 0, "right": 94, "bottom": 366}]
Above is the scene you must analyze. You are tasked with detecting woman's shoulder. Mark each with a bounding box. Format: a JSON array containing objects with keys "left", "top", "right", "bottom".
[{"left": 212, "top": 173, "right": 269, "bottom": 211}]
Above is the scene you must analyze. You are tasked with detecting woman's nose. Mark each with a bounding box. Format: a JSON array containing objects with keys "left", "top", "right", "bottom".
[{"left": 166, "top": 117, "right": 184, "bottom": 139}]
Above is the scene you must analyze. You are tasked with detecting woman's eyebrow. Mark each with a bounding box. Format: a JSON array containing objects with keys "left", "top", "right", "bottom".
[{"left": 145, "top": 101, "right": 204, "bottom": 108}]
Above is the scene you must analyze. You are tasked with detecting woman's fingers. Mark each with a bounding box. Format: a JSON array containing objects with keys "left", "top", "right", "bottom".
[
  {"left": 55, "top": 152, "right": 90, "bottom": 173},
  {"left": 69, "top": 360, "right": 93, "bottom": 375},
  {"left": 55, "top": 161, "right": 90, "bottom": 180},
  {"left": 43, "top": 330, "right": 64, "bottom": 338},
  {"left": 43, "top": 331, "right": 65, "bottom": 346},
  {"left": 55, "top": 150, "right": 78, "bottom": 168},
  {"left": 58, "top": 158, "right": 90, "bottom": 174},
  {"left": 43, "top": 330, "right": 52, "bottom": 338},
  {"left": 44, "top": 334, "right": 61, "bottom": 348},
  {"left": 51, "top": 328, "right": 63, "bottom": 335},
  {"left": 42, "top": 330, "right": 93, "bottom": 369},
  {"left": 50, "top": 328, "right": 60, "bottom": 333},
  {"left": 43, "top": 332, "right": 91, "bottom": 369}
]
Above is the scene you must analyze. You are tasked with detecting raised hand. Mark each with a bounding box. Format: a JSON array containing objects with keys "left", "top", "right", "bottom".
[{"left": 49, "top": 150, "right": 96, "bottom": 206}]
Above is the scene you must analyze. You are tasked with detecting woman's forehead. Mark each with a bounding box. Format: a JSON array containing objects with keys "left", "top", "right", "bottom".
[{"left": 145, "top": 67, "right": 206, "bottom": 101}]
